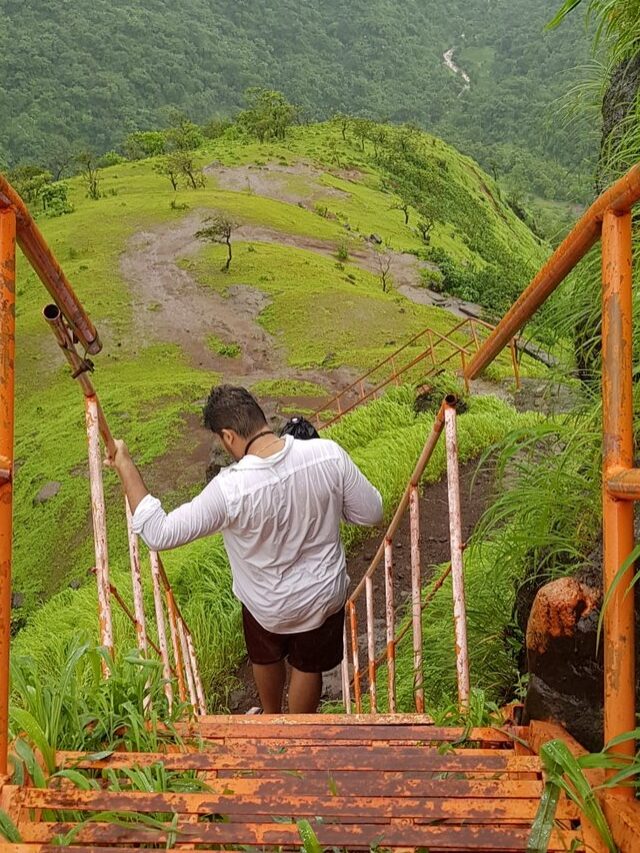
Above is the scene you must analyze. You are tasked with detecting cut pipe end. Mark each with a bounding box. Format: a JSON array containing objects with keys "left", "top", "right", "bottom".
[
  {"left": 43, "top": 303, "right": 61, "bottom": 321},
  {"left": 445, "top": 394, "right": 458, "bottom": 406}
]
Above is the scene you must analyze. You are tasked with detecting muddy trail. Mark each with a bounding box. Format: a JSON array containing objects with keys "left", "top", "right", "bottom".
[{"left": 228, "top": 455, "right": 496, "bottom": 713}]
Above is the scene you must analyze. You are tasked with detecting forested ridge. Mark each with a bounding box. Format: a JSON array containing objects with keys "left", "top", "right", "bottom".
[{"left": 1, "top": 0, "right": 594, "bottom": 201}]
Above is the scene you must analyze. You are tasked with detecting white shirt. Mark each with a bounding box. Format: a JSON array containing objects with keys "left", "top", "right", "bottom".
[{"left": 132, "top": 436, "right": 383, "bottom": 633}]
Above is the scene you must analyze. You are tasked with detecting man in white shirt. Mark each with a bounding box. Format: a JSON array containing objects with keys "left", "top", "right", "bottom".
[{"left": 107, "top": 385, "right": 383, "bottom": 714}]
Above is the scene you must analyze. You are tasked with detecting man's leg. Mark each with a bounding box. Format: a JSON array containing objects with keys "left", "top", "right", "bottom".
[
  {"left": 252, "top": 660, "right": 286, "bottom": 713},
  {"left": 288, "top": 667, "right": 322, "bottom": 713}
]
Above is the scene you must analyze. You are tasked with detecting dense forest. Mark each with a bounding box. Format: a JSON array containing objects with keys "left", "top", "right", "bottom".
[{"left": 1, "top": 0, "right": 595, "bottom": 202}]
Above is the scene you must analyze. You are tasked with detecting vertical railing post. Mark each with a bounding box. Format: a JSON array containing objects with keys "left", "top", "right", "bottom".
[
  {"left": 341, "top": 620, "right": 352, "bottom": 714},
  {"left": 384, "top": 538, "right": 396, "bottom": 713},
  {"left": 365, "top": 576, "right": 377, "bottom": 712},
  {"left": 177, "top": 618, "right": 199, "bottom": 713},
  {"left": 125, "top": 500, "right": 148, "bottom": 655},
  {"left": 460, "top": 351, "right": 470, "bottom": 393},
  {"left": 348, "top": 601, "right": 362, "bottom": 713},
  {"left": 427, "top": 329, "right": 436, "bottom": 365},
  {"left": 601, "top": 208, "right": 636, "bottom": 795},
  {"left": 409, "top": 484, "right": 424, "bottom": 713},
  {"left": 165, "top": 589, "right": 187, "bottom": 703},
  {"left": 509, "top": 339, "right": 521, "bottom": 389},
  {"left": 469, "top": 319, "right": 480, "bottom": 352},
  {"left": 149, "top": 551, "right": 174, "bottom": 709},
  {"left": 186, "top": 629, "right": 207, "bottom": 714},
  {"left": 444, "top": 404, "right": 470, "bottom": 709},
  {"left": 0, "top": 208, "right": 16, "bottom": 779},
  {"left": 85, "top": 395, "right": 113, "bottom": 674}
]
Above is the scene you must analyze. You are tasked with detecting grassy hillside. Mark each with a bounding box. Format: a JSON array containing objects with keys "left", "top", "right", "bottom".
[
  {"left": 7, "top": 121, "right": 549, "bottom": 688},
  {"left": 1, "top": 1, "right": 594, "bottom": 201}
]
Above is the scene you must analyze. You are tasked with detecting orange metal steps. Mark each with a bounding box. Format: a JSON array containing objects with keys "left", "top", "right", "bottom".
[{"left": 0, "top": 715, "right": 586, "bottom": 852}]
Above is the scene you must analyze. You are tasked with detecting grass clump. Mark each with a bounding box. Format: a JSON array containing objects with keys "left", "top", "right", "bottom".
[{"left": 207, "top": 334, "right": 241, "bottom": 358}]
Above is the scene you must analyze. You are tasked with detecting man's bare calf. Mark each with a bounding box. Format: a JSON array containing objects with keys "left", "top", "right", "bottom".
[{"left": 252, "top": 662, "right": 322, "bottom": 713}]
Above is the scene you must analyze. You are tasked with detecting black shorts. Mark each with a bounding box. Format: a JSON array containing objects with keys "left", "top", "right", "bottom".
[{"left": 241, "top": 604, "right": 345, "bottom": 673}]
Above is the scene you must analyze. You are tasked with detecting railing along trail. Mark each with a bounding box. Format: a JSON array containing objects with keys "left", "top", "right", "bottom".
[
  {"left": 342, "top": 395, "right": 470, "bottom": 715},
  {"left": 312, "top": 316, "right": 520, "bottom": 430},
  {"left": 43, "top": 303, "right": 206, "bottom": 715}
]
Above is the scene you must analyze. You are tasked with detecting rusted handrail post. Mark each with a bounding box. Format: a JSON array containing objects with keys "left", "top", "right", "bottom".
[
  {"left": 409, "top": 484, "right": 424, "bottom": 713},
  {"left": 601, "top": 208, "right": 636, "bottom": 795},
  {"left": 0, "top": 208, "right": 16, "bottom": 779},
  {"left": 341, "top": 620, "right": 352, "bottom": 714},
  {"left": 348, "top": 601, "right": 362, "bottom": 713},
  {"left": 149, "top": 551, "right": 174, "bottom": 709},
  {"left": 384, "top": 538, "right": 396, "bottom": 713},
  {"left": 444, "top": 406, "right": 470, "bottom": 709},
  {"left": 365, "top": 576, "right": 377, "bottom": 712},
  {"left": 165, "top": 588, "right": 188, "bottom": 703},
  {"left": 125, "top": 501, "right": 149, "bottom": 655},
  {"left": 85, "top": 395, "right": 114, "bottom": 674},
  {"left": 509, "top": 339, "right": 521, "bottom": 390},
  {"left": 186, "top": 629, "right": 207, "bottom": 714},
  {"left": 177, "top": 617, "right": 199, "bottom": 713}
]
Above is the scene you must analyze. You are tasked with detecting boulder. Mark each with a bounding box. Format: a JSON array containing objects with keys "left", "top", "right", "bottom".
[{"left": 523, "top": 576, "right": 604, "bottom": 750}]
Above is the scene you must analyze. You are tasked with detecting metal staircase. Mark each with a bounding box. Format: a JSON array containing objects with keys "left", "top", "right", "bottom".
[{"left": 2, "top": 163, "right": 640, "bottom": 850}]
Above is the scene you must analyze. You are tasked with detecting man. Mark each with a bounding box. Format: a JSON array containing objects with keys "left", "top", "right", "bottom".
[{"left": 107, "top": 385, "right": 383, "bottom": 714}]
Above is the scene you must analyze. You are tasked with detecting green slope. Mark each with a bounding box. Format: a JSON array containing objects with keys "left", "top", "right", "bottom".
[{"left": 1, "top": 0, "right": 594, "bottom": 200}]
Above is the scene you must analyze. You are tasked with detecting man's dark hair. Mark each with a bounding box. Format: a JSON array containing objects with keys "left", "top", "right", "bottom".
[{"left": 203, "top": 385, "right": 268, "bottom": 438}]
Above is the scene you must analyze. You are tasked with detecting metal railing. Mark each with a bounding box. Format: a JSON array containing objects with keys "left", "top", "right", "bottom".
[
  {"left": 342, "top": 396, "right": 470, "bottom": 715},
  {"left": 312, "top": 316, "right": 520, "bottom": 430},
  {"left": 44, "top": 302, "right": 206, "bottom": 715},
  {"left": 463, "top": 163, "right": 640, "bottom": 797},
  {"left": 0, "top": 178, "right": 206, "bottom": 778}
]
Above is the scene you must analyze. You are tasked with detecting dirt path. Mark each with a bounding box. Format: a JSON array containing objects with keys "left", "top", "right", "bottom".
[
  {"left": 228, "top": 455, "right": 496, "bottom": 713},
  {"left": 119, "top": 161, "right": 492, "bottom": 393},
  {"left": 119, "top": 213, "right": 360, "bottom": 401}
]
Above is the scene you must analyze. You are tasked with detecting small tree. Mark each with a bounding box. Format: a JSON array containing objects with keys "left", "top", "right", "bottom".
[
  {"left": 174, "top": 151, "right": 205, "bottom": 189},
  {"left": 417, "top": 216, "right": 435, "bottom": 244},
  {"left": 48, "top": 141, "right": 75, "bottom": 181},
  {"left": 376, "top": 253, "right": 393, "bottom": 293},
  {"left": 351, "top": 118, "right": 374, "bottom": 151},
  {"left": 331, "top": 113, "right": 350, "bottom": 141},
  {"left": 76, "top": 151, "right": 101, "bottom": 200},
  {"left": 153, "top": 157, "right": 180, "bottom": 191},
  {"left": 392, "top": 198, "right": 410, "bottom": 225},
  {"left": 196, "top": 214, "right": 238, "bottom": 272}
]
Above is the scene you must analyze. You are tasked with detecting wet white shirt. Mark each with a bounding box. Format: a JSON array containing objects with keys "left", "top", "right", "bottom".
[{"left": 132, "top": 436, "right": 383, "bottom": 633}]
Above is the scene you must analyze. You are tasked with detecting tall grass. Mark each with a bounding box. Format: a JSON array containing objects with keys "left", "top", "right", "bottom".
[{"left": 9, "top": 638, "right": 185, "bottom": 782}]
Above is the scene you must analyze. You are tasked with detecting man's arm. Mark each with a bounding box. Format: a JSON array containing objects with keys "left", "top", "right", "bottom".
[
  {"left": 105, "top": 439, "right": 149, "bottom": 513},
  {"left": 338, "top": 446, "right": 383, "bottom": 526},
  {"left": 106, "top": 439, "right": 227, "bottom": 550}
]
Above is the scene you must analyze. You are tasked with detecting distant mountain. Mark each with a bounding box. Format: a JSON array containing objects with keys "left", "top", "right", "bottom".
[{"left": 1, "top": 0, "right": 594, "bottom": 199}]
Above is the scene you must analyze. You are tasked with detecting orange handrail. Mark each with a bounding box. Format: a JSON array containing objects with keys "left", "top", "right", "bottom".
[
  {"left": 463, "top": 162, "right": 640, "bottom": 797},
  {"left": 0, "top": 175, "right": 101, "bottom": 355},
  {"left": 464, "top": 163, "right": 640, "bottom": 380}
]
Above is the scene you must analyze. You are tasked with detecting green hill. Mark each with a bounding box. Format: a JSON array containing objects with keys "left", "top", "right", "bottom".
[
  {"left": 9, "top": 120, "right": 548, "bottom": 700},
  {"left": 1, "top": 0, "right": 593, "bottom": 201}
]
